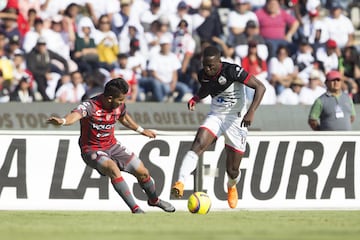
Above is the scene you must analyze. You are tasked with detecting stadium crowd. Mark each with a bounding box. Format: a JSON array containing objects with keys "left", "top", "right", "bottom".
[{"left": 0, "top": 0, "right": 359, "bottom": 105}]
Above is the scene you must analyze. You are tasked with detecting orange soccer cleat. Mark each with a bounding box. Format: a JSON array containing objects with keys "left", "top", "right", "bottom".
[
  {"left": 227, "top": 186, "right": 238, "bottom": 209},
  {"left": 171, "top": 181, "right": 184, "bottom": 198}
]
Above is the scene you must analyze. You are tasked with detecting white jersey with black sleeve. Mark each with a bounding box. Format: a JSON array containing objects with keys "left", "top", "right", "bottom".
[{"left": 197, "top": 62, "right": 251, "bottom": 115}]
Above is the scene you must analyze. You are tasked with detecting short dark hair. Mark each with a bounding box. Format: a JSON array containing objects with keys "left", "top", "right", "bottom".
[
  {"left": 104, "top": 78, "right": 129, "bottom": 97},
  {"left": 203, "top": 46, "right": 220, "bottom": 59}
]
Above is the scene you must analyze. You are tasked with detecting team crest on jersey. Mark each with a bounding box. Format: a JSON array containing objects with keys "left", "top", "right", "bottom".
[
  {"left": 106, "top": 114, "right": 111, "bottom": 121},
  {"left": 218, "top": 75, "right": 227, "bottom": 85}
]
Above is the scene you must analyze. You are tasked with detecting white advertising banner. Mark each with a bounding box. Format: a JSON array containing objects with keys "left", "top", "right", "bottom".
[{"left": 0, "top": 131, "right": 359, "bottom": 211}]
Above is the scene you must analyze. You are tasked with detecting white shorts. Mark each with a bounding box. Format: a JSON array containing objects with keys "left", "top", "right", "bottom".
[{"left": 200, "top": 113, "right": 248, "bottom": 153}]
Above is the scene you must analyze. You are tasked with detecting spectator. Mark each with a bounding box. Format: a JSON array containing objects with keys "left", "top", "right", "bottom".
[
  {"left": 39, "top": 0, "right": 74, "bottom": 20},
  {"left": 23, "top": 8, "right": 38, "bottom": 36},
  {"left": 46, "top": 14, "right": 77, "bottom": 72},
  {"left": 169, "top": 1, "right": 193, "bottom": 33},
  {"left": 63, "top": 3, "right": 82, "bottom": 35},
  {"left": 241, "top": 40, "right": 276, "bottom": 104},
  {"left": 227, "top": 0, "right": 258, "bottom": 42},
  {"left": 11, "top": 48, "right": 36, "bottom": 93},
  {"left": 322, "top": 1, "right": 355, "bottom": 49},
  {"left": 277, "top": 76, "right": 305, "bottom": 105},
  {"left": 144, "top": 19, "right": 161, "bottom": 57},
  {"left": 299, "top": 68, "right": 326, "bottom": 105},
  {"left": 300, "top": 0, "right": 328, "bottom": 51},
  {"left": 308, "top": 70, "right": 356, "bottom": 130},
  {"left": 83, "top": 0, "right": 120, "bottom": 26},
  {"left": 6, "top": 35, "right": 22, "bottom": 59},
  {"left": 0, "top": 70, "right": 10, "bottom": 102},
  {"left": 140, "top": 0, "right": 163, "bottom": 32},
  {"left": 127, "top": 38, "right": 148, "bottom": 81},
  {"left": 44, "top": 70, "right": 62, "bottom": 101},
  {"left": 268, "top": 44, "right": 297, "bottom": 95},
  {"left": 340, "top": 46, "right": 360, "bottom": 103},
  {"left": 147, "top": 33, "right": 190, "bottom": 102},
  {"left": 0, "top": 31, "right": 15, "bottom": 83},
  {"left": 316, "top": 39, "right": 340, "bottom": 74},
  {"left": 55, "top": 71, "right": 86, "bottom": 103},
  {"left": 118, "top": 22, "right": 146, "bottom": 56},
  {"left": 231, "top": 20, "right": 268, "bottom": 61},
  {"left": 0, "top": 7, "right": 21, "bottom": 42},
  {"left": 26, "top": 36, "right": 69, "bottom": 101},
  {"left": 192, "top": 0, "right": 223, "bottom": 45},
  {"left": 73, "top": 17, "right": 100, "bottom": 75},
  {"left": 173, "top": 19, "right": 196, "bottom": 93},
  {"left": 255, "top": 0, "right": 300, "bottom": 58},
  {"left": 292, "top": 37, "right": 315, "bottom": 84},
  {"left": 10, "top": 76, "right": 35, "bottom": 102},
  {"left": 111, "top": 53, "right": 138, "bottom": 103},
  {"left": 22, "top": 17, "right": 52, "bottom": 53},
  {"left": 111, "top": 0, "right": 132, "bottom": 36},
  {"left": 94, "top": 14, "right": 119, "bottom": 71}
]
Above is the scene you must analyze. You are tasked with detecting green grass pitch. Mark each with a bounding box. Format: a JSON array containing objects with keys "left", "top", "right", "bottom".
[{"left": 1, "top": 210, "right": 359, "bottom": 240}]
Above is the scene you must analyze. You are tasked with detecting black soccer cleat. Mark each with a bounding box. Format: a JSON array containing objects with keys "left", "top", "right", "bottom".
[{"left": 148, "top": 199, "right": 176, "bottom": 212}]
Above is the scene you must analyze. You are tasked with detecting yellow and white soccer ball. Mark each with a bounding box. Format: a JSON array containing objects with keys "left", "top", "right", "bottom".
[{"left": 187, "top": 192, "right": 211, "bottom": 214}]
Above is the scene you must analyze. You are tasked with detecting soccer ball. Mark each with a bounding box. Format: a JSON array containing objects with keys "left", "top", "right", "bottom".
[{"left": 187, "top": 192, "right": 211, "bottom": 214}]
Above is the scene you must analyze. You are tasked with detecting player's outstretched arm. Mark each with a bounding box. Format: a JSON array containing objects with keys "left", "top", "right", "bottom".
[
  {"left": 47, "top": 112, "right": 82, "bottom": 126},
  {"left": 119, "top": 113, "right": 156, "bottom": 138}
]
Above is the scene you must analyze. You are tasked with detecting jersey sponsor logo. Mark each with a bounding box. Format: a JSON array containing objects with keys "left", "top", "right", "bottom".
[
  {"left": 218, "top": 76, "right": 227, "bottom": 85},
  {"left": 216, "top": 97, "right": 225, "bottom": 103},
  {"left": 95, "top": 110, "right": 102, "bottom": 116},
  {"left": 92, "top": 123, "right": 115, "bottom": 130}
]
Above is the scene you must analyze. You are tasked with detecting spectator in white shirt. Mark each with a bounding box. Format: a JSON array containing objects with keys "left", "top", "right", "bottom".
[
  {"left": 55, "top": 71, "right": 85, "bottom": 103},
  {"left": 277, "top": 77, "right": 304, "bottom": 105},
  {"left": 268, "top": 45, "right": 297, "bottom": 95},
  {"left": 140, "top": 0, "right": 163, "bottom": 32},
  {"left": 299, "top": 68, "right": 326, "bottom": 105},
  {"left": 168, "top": 1, "right": 193, "bottom": 33},
  {"left": 316, "top": 39, "right": 340, "bottom": 74},
  {"left": 227, "top": 0, "right": 258, "bottom": 41},
  {"left": 147, "top": 33, "right": 191, "bottom": 102},
  {"left": 322, "top": 2, "right": 355, "bottom": 49}
]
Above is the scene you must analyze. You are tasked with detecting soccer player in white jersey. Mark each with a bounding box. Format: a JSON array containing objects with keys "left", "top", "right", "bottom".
[{"left": 171, "top": 46, "right": 265, "bottom": 208}]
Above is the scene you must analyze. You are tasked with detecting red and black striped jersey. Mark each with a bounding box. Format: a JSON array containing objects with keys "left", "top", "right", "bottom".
[{"left": 72, "top": 94, "right": 126, "bottom": 152}]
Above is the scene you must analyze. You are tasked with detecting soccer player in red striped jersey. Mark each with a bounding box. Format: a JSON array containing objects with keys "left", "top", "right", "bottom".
[{"left": 47, "top": 78, "right": 175, "bottom": 213}]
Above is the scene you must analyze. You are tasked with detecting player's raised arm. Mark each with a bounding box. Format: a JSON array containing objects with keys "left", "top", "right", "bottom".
[{"left": 47, "top": 111, "right": 82, "bottom": 126}]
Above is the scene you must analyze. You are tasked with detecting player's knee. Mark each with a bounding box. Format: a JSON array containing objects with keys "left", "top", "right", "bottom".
[
  {"left": 226, "top": 168, "right": 239, "bottom": 180},
  {"left": 135, "top": 168, "right": 150, "bottom": 182}
]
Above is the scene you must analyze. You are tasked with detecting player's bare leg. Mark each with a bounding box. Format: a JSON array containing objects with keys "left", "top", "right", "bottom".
[
  {"left": 99, "top": 159, "right": 144, "bottom": 213},
  {"left": 171, "top": 128, "right": 216, "bottom": 198},
  {"left": 225, "top": 148, "right": 242, "bottom": 209},
  {"left": 134, "top": 162, "right": 175, "bottom": 212}
]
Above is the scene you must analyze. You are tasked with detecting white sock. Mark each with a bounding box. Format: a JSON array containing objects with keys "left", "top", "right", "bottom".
[
  {"left": 178, "top": 151, "right": 199, "bottom": 183},
  {"left": 227, "top": 172, "right": 241, "bottom": 188}
]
